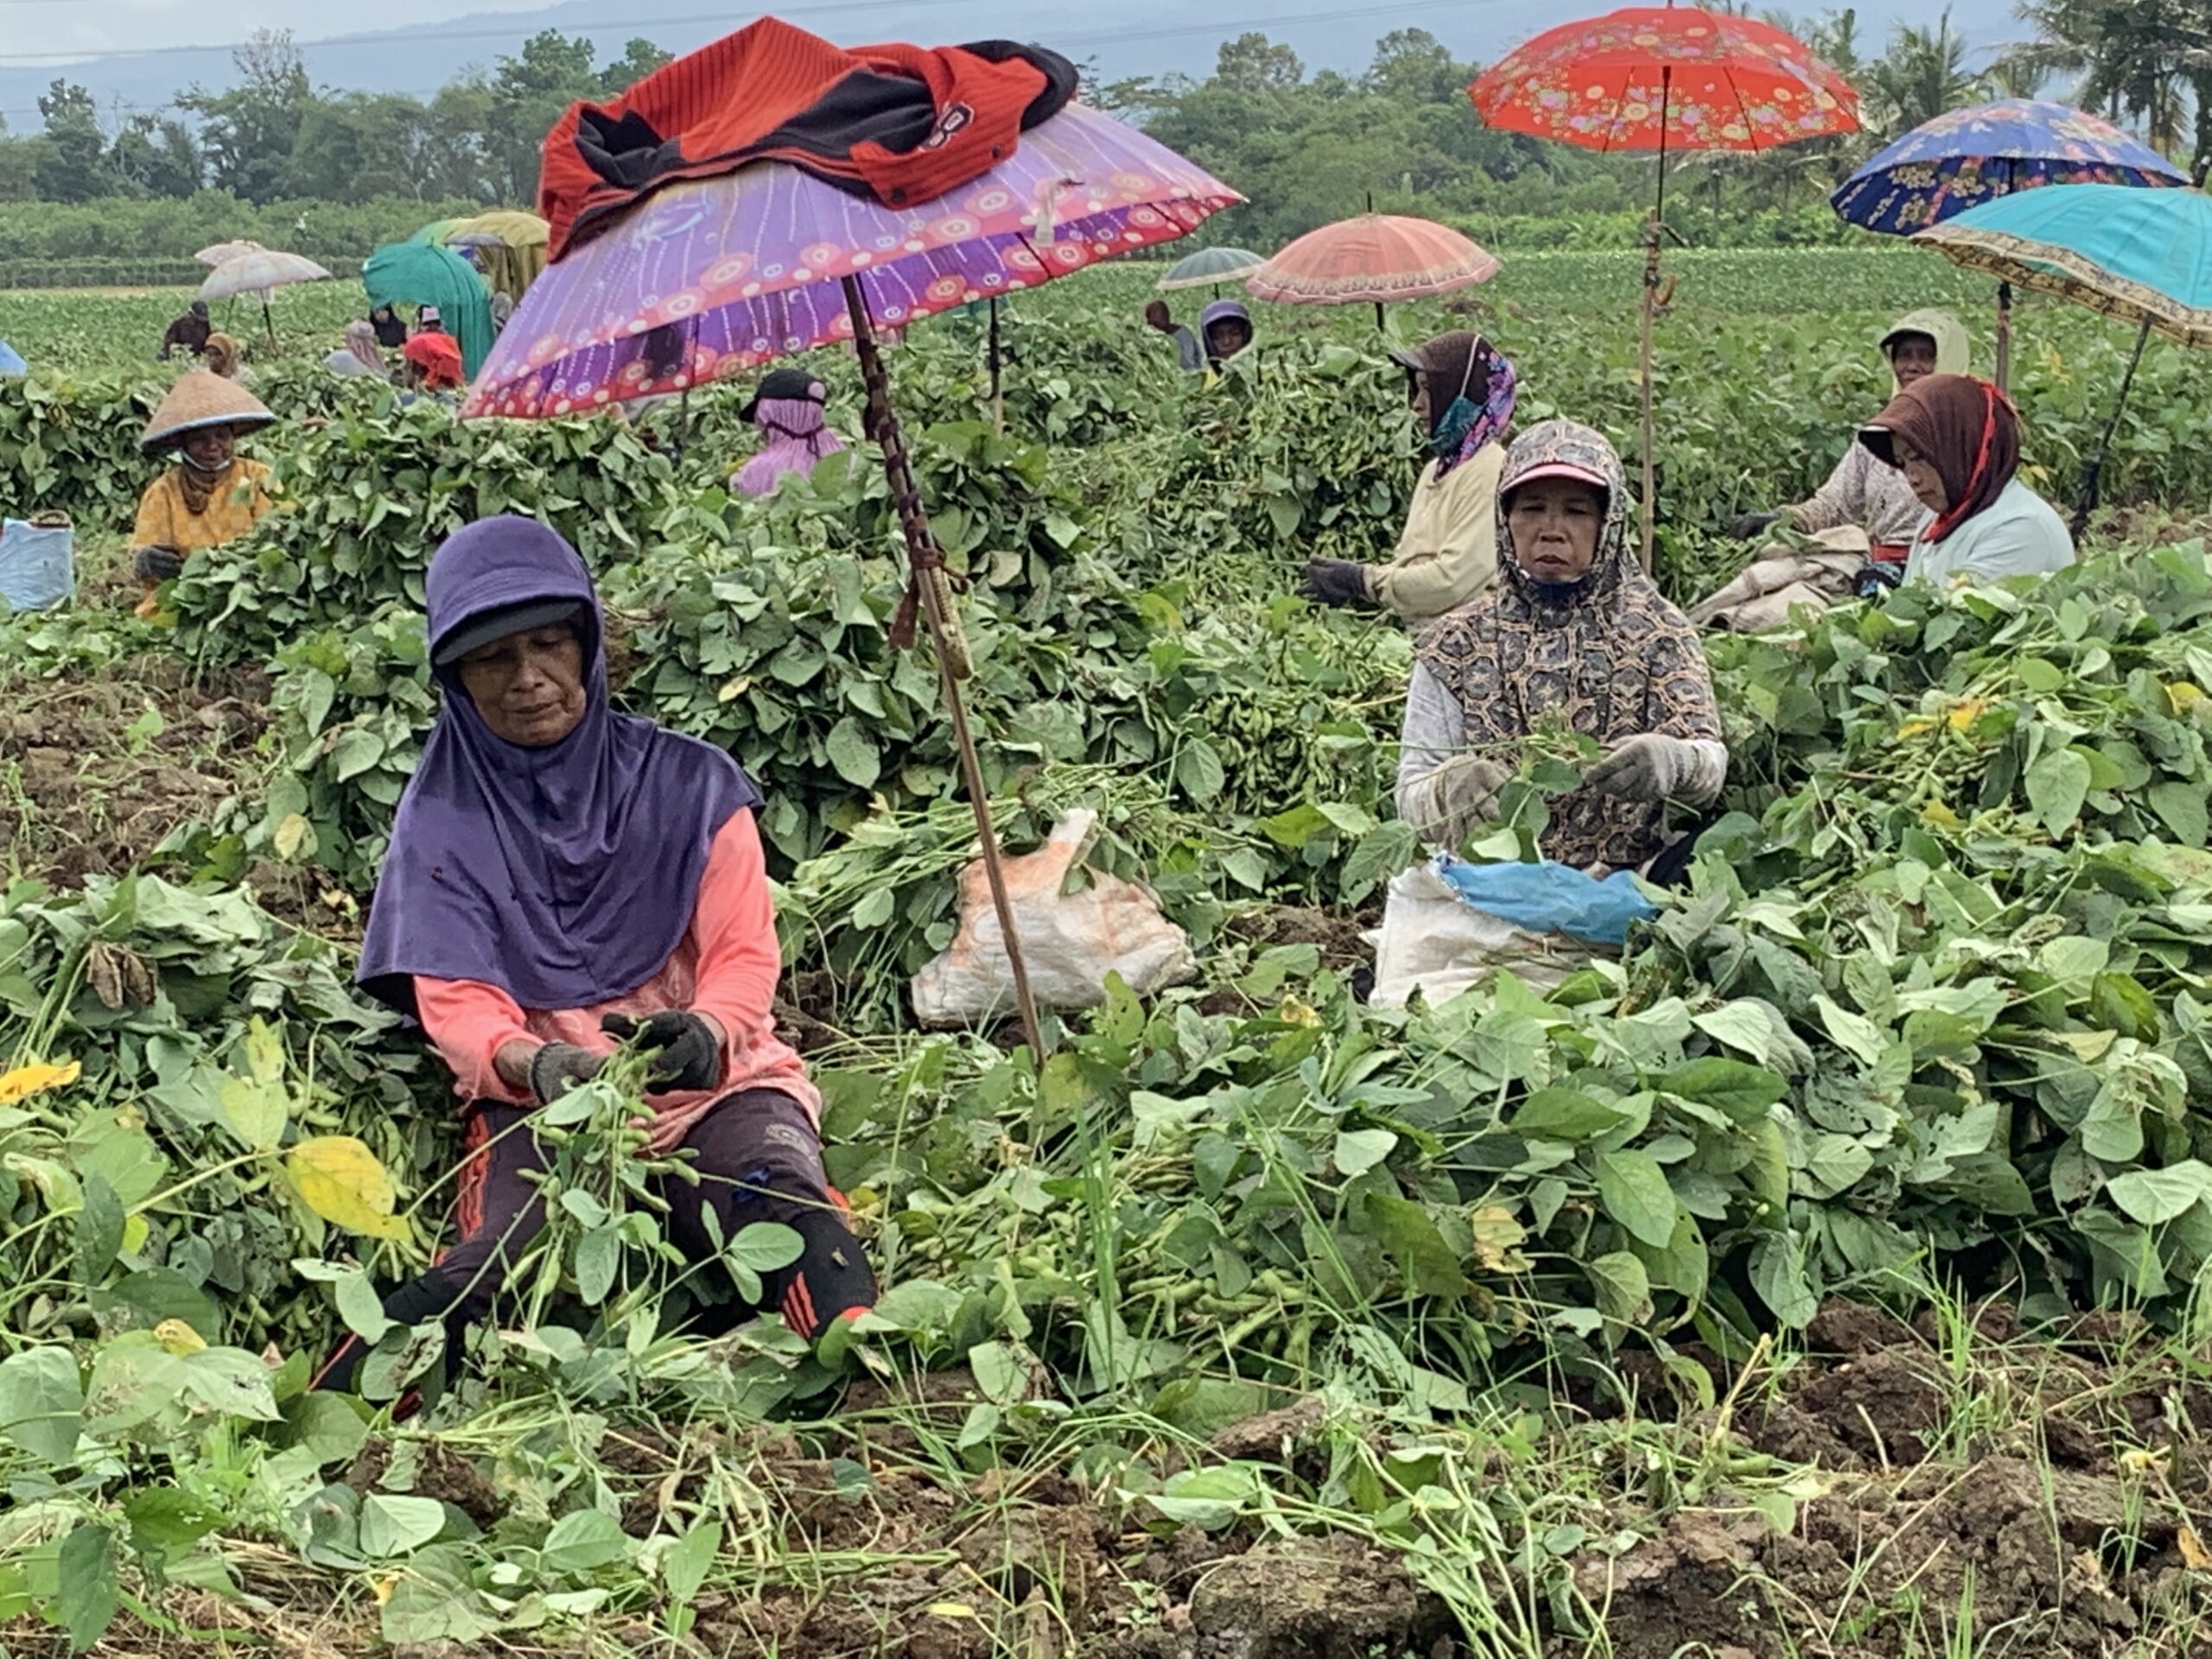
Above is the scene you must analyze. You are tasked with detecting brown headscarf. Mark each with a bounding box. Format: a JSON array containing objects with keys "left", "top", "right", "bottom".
[
  {"left": 204, "top": 333, "right": 244, "bottom": 379},
  {"left": 1858, "top": 373, "right": 2019, "bottom": 544},
  {"left": 1390, "top": 330, "right": 1518, "bottom": 477}
]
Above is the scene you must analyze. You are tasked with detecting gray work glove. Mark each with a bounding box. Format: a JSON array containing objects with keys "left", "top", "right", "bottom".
[
  {"left": 1583, "top": 734, "right": 1728, "bottom": 806},
  {"left": 528, "top": 1042, "right": 603, "bottom": 1105},
  {"left": 1403, "top": 753, "right": 1511, "bottom": 847},
  {"left": 133, "top": 545, "right": 185, "bottom": 582},
  {"left": 1726, "top": 511, "right": 1781, "bottom": 541},
  {"left": 1299, "top": 557, "right": 1376, "bottom": 609},
  {"left": 601, "top": 1010, "right": 722, "bottom": 1095}
]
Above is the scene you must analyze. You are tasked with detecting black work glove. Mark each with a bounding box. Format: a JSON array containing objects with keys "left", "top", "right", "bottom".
[
  {"left": 1298, "top": 557, "right": 1375, "bottom": 609},
  {"left": 1726, "top": 511, "right": 1781, "bottom": 541},
  {"left": 528, "top": 1042, "right": 602, "bottom": 1105},
  {"left": 1856, "top": 560, "right": 1906, "bottom": 600},
  {"left": 601, "top": 1010, "right": 722, "bottom": 1094},
  {"left": 133, "top": 545, "right": 185, "bottom": 582}
]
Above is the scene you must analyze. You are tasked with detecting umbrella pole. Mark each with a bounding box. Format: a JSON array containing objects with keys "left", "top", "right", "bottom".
[
  {"left": 1638, "top": 65, "right": 1672, "bottom": 573},
  {"left": 840, "top": 276, "right": 1046, "bottom": 1058},
  {"left": 988, "top": 296, "right": 1004, "bottom": 435},
  {"left": 2070, "top": 318, "right": 2151, "bottom": 541},
  {"left": 1376, "top": 302, "right": 1387, "bottom": 332},
  {"left": 261, "top": 294, "right": 276, "bottom": 356},
  {"left": 1994, "top": 280, "right": 2013, "bottom": 396}
]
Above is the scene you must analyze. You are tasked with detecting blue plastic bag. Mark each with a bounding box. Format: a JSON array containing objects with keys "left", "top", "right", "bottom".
[
  {"left": 0, "top": 341, "right": 24, "bottom": 377},
  {"left": 0, "top": 518, "right": 75, "bottom": 612},
  {"left": 1430, "top": 854, "right": 1658, "bottom": 946}
]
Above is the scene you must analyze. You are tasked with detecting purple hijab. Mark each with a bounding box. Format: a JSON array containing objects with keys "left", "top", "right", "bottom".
[
  {"left": 737, "top": 395, "right": 844, "bottom": 499},
  {"left": 356, "top": 517, "right": 760, "bottom": 1015}
]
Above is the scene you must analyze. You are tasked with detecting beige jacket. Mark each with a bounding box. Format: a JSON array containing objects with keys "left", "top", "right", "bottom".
[{"left": 1365, "top": 441, "right": 1504, "bottom": 629}]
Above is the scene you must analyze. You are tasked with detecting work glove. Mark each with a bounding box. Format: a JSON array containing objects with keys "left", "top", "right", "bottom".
[
  {"left": 1583, "top": 734, "right": 1729, "bottom": 807},
  {"left": 601, "top": 1010, "right": 723, "bottom": 1094},
  {"left": 1726, "top": 510, "right": 1781, "bottom": 541},
  {"left": 133, "top": 545, "right": 185, "bottom": 582},
  {"left": 1298, "top": 557, "right": 1376, "bottom": 609},
  {"left": 1855, "top": 560, "right": 1906, "bottom": 600},
  {"left": 528, "top": 1042, "right": 603, "bottom": 1106},
  {"left": 1402, "top": 753, "right": 1511, "bottom": 847}
]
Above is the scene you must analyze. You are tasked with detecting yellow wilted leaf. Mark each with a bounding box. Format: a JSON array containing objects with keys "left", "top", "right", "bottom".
[
  {"left": 272, "top": 814, "right": 315, "bottom": 861},
  {"left": 1947, "top": 699, "right": 1987, "bottom": 732},
  {"left": 924, "top": 1604, "right": 979, "bottom": 1620},
  {"left": 1897, "top": 716, "right": 1936, "bottom": 740},
  {"left": 286, "top": 1135, "right": 410, "bottom": 1240},
  {"left": 370, "top": 1573, "right": 399, "bottom": 1605},
  {"left": 154, "top": 1319, "right": 207, "bottom": 1357},
  {"left": 0, "top": 1060, "right": 81, "bottom": 1105},
  {"left": 1469, "top": 1205, "right": 1530, "bottom": 1274},
  {"left": 1922, "top": 800, "right": 1961, "bottom": 829},
  {"left": 1277, "top": 996, "right": 1319, "bottom": 1027},
  {"left": 2181, "top": 1525, "right": 2212, "bottom": 1573},
  {"left": 2170, "top": 682, "right": 2205, "bottom": 714}
]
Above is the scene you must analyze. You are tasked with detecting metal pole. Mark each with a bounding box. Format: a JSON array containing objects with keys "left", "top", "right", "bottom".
[
  {"left": 840, "top": 276, "right": 1046, "bottom": 1057},
  {"left": 1639, "top": 65, "right": 1671, "bottom": 573},
  {"left": 988, "top": 296, "right": 1004, "bottom": 435},
  {"left": 2070, "top": 318, "right": 2151, "bottom": 541},
  {"left": 1994, "top": 280, "right": 2013, "bottom": 396}
]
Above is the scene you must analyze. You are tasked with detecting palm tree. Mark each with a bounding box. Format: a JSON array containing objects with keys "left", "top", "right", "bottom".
[
  {"left": 1997, "top": 0, "right": 2204, "bottom": 154},
  {"left": 1861, "top": 10, "right": 1992, "bottom": 142}
]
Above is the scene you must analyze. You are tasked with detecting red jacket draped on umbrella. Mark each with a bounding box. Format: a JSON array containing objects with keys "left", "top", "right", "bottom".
[{"left": 539, "top": 17, "right": 1078, "bottom": 260}]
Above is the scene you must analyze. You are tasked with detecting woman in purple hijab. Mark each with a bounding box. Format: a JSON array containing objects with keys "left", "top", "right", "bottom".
[
  {"left": 734, "top": 368, "right": 845, "bottom": 498},
  {"left": 320, "top": 517, "right": 874, "bottom": 1402}
]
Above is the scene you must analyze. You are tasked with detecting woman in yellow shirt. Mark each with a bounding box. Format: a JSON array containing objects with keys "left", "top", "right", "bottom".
[{"left": 130, "top": 372, "right": 279, "bottom": 619}]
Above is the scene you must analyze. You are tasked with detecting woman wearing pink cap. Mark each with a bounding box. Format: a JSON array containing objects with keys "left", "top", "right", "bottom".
[{"left": 1395, "top": 421, "right": 1728, "bottom": 877}]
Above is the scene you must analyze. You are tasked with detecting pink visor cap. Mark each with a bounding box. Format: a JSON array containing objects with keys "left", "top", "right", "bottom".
[{"left": 1506, "top": 460, "right": 1611, "bottom": 494}]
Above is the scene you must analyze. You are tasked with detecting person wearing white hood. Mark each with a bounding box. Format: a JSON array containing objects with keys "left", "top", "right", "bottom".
[{"left": 1691, "top": 308, "right": 1971, "bottom": 632}]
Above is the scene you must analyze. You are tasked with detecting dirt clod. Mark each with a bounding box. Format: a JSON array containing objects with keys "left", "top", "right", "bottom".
[{"left": 1185, "top": 1535, "right": 1452, "bottom": 1659}]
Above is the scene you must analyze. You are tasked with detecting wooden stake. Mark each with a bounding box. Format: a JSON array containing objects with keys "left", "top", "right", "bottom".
[
  {"left": 1638, "top": 64, "right": 1673, "bottom": 573},
  {"left": 1994, "top": 280, "right": 2013, "bottom": 396},
  {"left": 842, "top": 276, "right": 1046, "bottom": 1058}
]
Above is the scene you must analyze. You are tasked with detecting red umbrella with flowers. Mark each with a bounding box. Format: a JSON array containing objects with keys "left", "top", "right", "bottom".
[
  {"left": 1471, "top": 4, "right": 1859, "bottom": 565},
  {"left": 474, "top": 18, "right": 1243, "bottom": 1053}
]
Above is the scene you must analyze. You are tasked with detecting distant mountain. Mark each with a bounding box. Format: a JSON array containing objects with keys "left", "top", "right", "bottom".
[{"left": 0, "top": 0, "right": 2035, "bottom": 137}]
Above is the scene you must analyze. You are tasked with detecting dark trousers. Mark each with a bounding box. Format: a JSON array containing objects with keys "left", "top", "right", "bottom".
[{"left": 314, "top": 1088, "right": 874, "bottom": 1395}]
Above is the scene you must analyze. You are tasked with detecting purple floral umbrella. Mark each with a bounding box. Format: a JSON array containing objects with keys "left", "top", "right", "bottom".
[
  {"left": 467, "top": 94, "right": 1237, "bottom": 1057},
  {"left": 464, "top": 102, "right": 1239, "bottom": 419}
]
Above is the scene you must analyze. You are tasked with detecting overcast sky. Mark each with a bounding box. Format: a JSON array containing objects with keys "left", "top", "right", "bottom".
[{"left": 3, "top": 0, "right": 559, "bottom": 59}]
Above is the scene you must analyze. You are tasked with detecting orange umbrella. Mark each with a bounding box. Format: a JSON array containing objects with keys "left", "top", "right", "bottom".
[
  {"left": 1246, "top": 213, "right": 1499, "bottom": 328},
  {"left": 1471, "top": 4, "right": 1859, "bottom": 565}
]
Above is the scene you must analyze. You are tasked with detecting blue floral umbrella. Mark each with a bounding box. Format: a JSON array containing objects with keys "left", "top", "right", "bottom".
[
  {"left": 1832, "top": 99, "right": 2188, "bottom": 388},
  {"left": 1918, "top": 182, "right": 2212, "bottom": 533}
]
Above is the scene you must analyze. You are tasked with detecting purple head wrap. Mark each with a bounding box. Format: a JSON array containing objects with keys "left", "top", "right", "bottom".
[
  {"left": 356, "top": 517, "right": 761, "bottom": 1016},
  {"left": 737, "top": 392, "right": 844, "bottom": 498}
]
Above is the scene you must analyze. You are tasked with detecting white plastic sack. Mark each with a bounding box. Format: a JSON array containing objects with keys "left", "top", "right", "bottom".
[
  {"left": 0, "top": 516, "right": 73, "bottom": 613},
  {"left": 912, "top": 809, "right": 1197, "bottom": 1027},
  {"left": 1370, "top": 861, "right": 1611, "bottom": 1008}
]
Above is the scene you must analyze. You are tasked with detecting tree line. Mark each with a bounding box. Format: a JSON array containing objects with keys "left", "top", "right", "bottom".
[{"left": 0, "top": 5, "right": 2202, "bottom": 255}]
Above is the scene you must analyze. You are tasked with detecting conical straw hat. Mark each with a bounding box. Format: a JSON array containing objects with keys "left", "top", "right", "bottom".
[{"left": 141, "top": 371, "right": 276, "bottom": 451}]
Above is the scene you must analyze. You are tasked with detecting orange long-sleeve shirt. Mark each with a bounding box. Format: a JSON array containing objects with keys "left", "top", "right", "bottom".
[{"left": 414, "top": 811, "right": 817, "bottom": 1153}]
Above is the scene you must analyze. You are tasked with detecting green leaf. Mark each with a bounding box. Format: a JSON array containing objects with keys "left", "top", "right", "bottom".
[
  {"left": 1585, "top": 1251, "right": 1652, "bottom": 1326},
  {"left": 1595, "top": 1149, "right": 1677, "bottom": 1249},
  {"left": 1801, "top": 1135, "right": 1874, "bottom": 1199},
  {"left": 541, "top": 1509, "right": 634, "bottom": 1577},
  {"left": 1175, "top": 740, "right": 1226, "bottom": 804},
  {"left": 2105, "top": 1160, "right": 2212, "bottom": 1226},
  {"left": 724, "top": 1221, "right": 804, "bottom": 1274},
  {"left": 1814, "top": 995, "right": 1886, "bottom": 1070},
  {"left": 73, "top": 1174, "right": 123, "bottom": 1287},
  {"left": 0, "top": 1347, "right": 83, "bottom": 1465},
  {"left": 823, "top": 716, "right": 881, "bottom": 789},
  {"left": 2025, "top": 747, "right": 2092, "bottom": 834},
  {"left": 334, "top": 1269, "right": 393, "bottom": 1344},
  {"left": 1655, "top": 1057, "right": 1786, "bottom": 1123},
  {"left": 575, "top": 1224, "right": 621, "bottom": 1306},
  {"left": 2148, "top": 781, "right": 2209, "bottom": 848},
  {"left": 56, "top": 1523, "right": 118, "bottom": 1654},
  {"left": 663, "top": 1518, "right": 721, "bottom": 1606},
  {"left": 215, "top": 1077, "right": 287, "bottom": 1152},
  {"left": 1363, "top": 1192, "right": 1469, "bottom": 1298},
  {"left": 969, "top": 1340, "right": 1027, "bottom": 1404},
  {"left": 1333, "top": 1128, "right": 1397, "bottom": 1177},
  {"left": 1748, "top": 1232, "right": 1817, "bottom": 1329},
  {"left": 359, "top": 1493, "right": 446, "bottom": 1560},
  {"left": 1510, "top": 1089, "right": 1627, "bottom": 1142},
  {"left": 329, "top": 727, "right": 386, "bottom": 784}
]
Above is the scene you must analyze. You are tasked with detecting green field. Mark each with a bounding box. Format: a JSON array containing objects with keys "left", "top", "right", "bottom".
[{"left": 2, "top": 249, "right": 2212, "bottom": 1658}]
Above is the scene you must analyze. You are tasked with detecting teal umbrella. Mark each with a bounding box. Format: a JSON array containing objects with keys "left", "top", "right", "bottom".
[
  {"left": 363, "top": 241, "right": 496, "bottom": 378},
  {"left": 1918, "top": 183, "right": 2212, "bottom": 532},
  {"left": 1156, "top": 246, "right": 1263, "bottom": 293}
]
